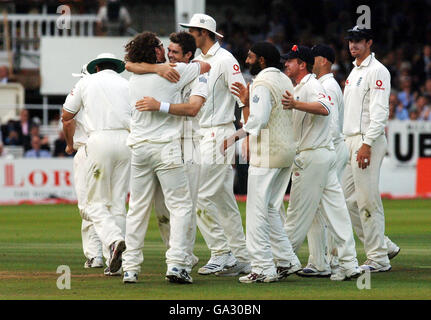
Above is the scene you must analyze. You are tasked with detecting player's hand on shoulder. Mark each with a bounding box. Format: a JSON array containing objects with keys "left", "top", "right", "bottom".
[
  {"left": 135, "top": 97, "right": 161, "bottom": 112},
  {"left": 157, "top": 63, "right": 180, "bottom": 83},
  {"left": 282, "top": 90, "right": 296, "bottom": 110},
  {"left": 231, "top": 82, "right": 250, "bottom": 106}
]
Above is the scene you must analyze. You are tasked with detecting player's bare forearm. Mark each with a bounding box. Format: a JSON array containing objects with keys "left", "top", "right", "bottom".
[
  {"left": 135, "top": 95, "right": 205, "bottom": 116},
  {"left": 282, "top": 90, "right": 329, "bottom": 115},
  {"left": 195, "top": 61, "right": 211, "bottom": 74},
  {"left": 126, "top": 62, "right": 180, "bottom": 82},
  {"left": 62, "top": 118, "right": 76, "bottom": 150},
  {"left": 293, "top": 101, "right": 329, "bottom": 115},
  {"left": 242, "top": 106, "right": 250, "bottom": 124},
  {"left": 125, "top": 62, "right": 157, "bottom": 74}
]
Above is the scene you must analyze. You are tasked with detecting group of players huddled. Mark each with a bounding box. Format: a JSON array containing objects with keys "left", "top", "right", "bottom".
[{"left": 62, "top": 13, "right": 400, "bottom": 285}]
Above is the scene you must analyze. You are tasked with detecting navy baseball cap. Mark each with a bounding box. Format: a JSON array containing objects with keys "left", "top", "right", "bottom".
[
  {"left": 345, "top": 25, "right": 373, "bottom": 40},
  {"left": 311, "top": 44, "right": 335, "bottom": 64},
  {"left": 281, "top": 45, "right": 314, "bottom": 65}
]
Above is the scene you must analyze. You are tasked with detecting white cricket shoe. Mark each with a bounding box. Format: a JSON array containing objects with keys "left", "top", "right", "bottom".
[
  {"left": 360, "top": 259, "right": 392, "bottom": 273},
  {"left": 84, "top": 257, "right": 104, "bottom": 268},
  {"left": 198, "top": 252, "right": 237, "bottom": 275},
  {"left": 215, "top": 261, "right": 251, "bottom": 277},
  {"left": 239, "top": 272, "right": 278, "bottom": 284},
  {"left": 330, "top": 266, "right": 363, "bottom": 281},
  {"left": 276, "top": 262, "right": 302, "bottom": 280},
  {"left": 104, "top": 266, "right": 122, "bottom": 276},
  {"left": 166, "top": 267, "right": 193, "bottom": 284},
  {"left": 84, "top": 258, "right": 92, "bottom": 269},
  {"left": 297, "top": 263, "right": 331, "bottom": 278},
  {"left": 109, "top": 240, "right": 126, "bottom": 273},
  {"left": 91, "top": 256, "right": 104, "bottom": 268},
  {"left": 123, "top": 271, "right": 138, "bottom": 283}
]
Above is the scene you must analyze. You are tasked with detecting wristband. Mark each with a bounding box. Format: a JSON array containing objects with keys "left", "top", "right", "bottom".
[{"left": 159, "top": 101, "right": 170, "bottom": 113}]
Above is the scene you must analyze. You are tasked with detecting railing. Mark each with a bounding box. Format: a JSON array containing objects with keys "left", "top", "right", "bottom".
[{"left": 1, "top": 14, "right": 98, "bottom": 54}]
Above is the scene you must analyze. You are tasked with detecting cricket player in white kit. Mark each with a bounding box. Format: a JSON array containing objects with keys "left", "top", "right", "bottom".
[
  {"left": 299, "top": 45, "right": 349, "bottom": 277},
  {"left": 343, "top": 26, "right": 400, "bottom": 272},
  {"left": 126, "top": 31, "right": 208, "bottom": 272},
  {"left": 121, "top": 32, "right": 210, "bottom": 284},
  {"left": 281, "top": 45, "right": 361, "bottom": 281},
  {"left": 222, "top": 42, "right": 301, "bottom": 283},
  {"left": 62, "top": 53, "right": 132, "bottom": 274},
  {"left": 63, "top": 64, "right": 103, "bottom": 270},
  {"left": 180, "top": 14, "right": 251, "bottom": 276}
]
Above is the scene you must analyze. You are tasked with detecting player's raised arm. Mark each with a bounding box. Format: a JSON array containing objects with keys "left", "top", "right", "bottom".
[{"left": 125, "top": 62, "right": 180, "bottom": 82}]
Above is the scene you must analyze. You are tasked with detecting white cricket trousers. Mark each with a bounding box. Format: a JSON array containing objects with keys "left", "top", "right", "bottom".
[
  {"left": 196, "top": 123, "right": 249, "bottom": 263},
  {"left": 153, "top": 138, "right": 200, "bottom": 271},
  {"left": 122, "top": 140, "right": 194, "bottom": 273},
  {"left": 73, "top": 146, "right": 103, "bottom": 260},
  {"left": 247, "top": 166, "right": 300, "bottom": 275},
  {"left": 306, "top": 140, "right": 349, "bottom": 270},
  {"left": 284, "top": 148, "right": 358, "bottom": 271},
  {"left": 342, "top": 134, "right": 391, "bottom": 265},
  {"left": 85, "top": 130, "right": 130, "bottom": 249}
]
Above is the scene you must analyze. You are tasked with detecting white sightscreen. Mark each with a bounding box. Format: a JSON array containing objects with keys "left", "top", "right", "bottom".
[{"left": 40, "top": 36, "right": 169, "bottom": 95}]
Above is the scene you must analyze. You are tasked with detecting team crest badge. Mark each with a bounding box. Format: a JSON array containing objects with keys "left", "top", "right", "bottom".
[{"left": 253, "top": 95, "right": 260, "bottom": 103}]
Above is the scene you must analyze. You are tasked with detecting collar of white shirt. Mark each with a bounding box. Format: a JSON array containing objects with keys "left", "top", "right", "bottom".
[
  {"left": 352, "top": 52, "right": 375, "bottom": 68},
  {"left": 202, "top": 42, "right": 221, "bottom": 58},
  {"left": 295, "top": 73, "right": 314, "bottom": 89},
  {"left": 318, "top": 73, "right": 334, "bottom": 83}
]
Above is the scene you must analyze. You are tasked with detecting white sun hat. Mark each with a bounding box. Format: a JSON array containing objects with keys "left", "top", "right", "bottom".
[{"left": 179, "top": 13, "right": 223, "bottom": 38}]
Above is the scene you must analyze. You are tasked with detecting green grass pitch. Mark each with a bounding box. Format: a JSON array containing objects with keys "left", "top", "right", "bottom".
[{"left": 0, "top": 200, "right": 430, "bottom": 300}]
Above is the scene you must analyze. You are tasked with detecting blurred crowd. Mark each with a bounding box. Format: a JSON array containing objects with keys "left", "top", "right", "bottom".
[
  {"left": 0, "top": 109, "right": 71, "bottom": 158},
  {"left": 1, "top": 0, "right": 431, "bottom": 158}
]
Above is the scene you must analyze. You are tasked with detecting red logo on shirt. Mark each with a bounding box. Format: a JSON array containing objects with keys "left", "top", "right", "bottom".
[
  {"left": 375, "top": 80, "right": 385, "bottom": 90},
  {"left": 318, "top": 93, "right": 326, "bottom": 99},
  {"left": 345, "top": 79, "right": 349, "bottom": 85},
  {"left": 233, "top": 64, "right": 241, "bottom": 75}
]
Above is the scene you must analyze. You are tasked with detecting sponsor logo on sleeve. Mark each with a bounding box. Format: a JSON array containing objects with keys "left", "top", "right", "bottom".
[{"left": 375, "top": 80, "right": 385, "bottom": 90}]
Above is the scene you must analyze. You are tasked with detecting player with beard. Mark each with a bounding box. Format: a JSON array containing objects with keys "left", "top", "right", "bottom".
[{"left": 222, "top": 42, "right": 301, "bottom": 283}]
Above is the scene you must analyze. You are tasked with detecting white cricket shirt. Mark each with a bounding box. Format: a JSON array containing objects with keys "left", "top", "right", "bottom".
[
  {"left": 243, "top": 85, "right": 272, "bottom": 137},
  {"left": 343, "top": 53, "right": 391, "bottom": 146},
  {"left": 318, "top": 73, "right": 344, "bottom": 145},
  {"left": 292, "top": 73, "right": 333, "bottom": 153},
  {"left": 127, "top": 62, "right": 200, "bottom": 146},
  {"left": 63, "top": 69, "right": 132, "bottom": 132},
  {"left": 73, "top": 110, "right": 88, "bottom": 149},
  {"left": 194, "top": 42, "right": 246, "bottom": 128},
  {"left": 181, "top": 74, "right": 209, "bottom": 139}
]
